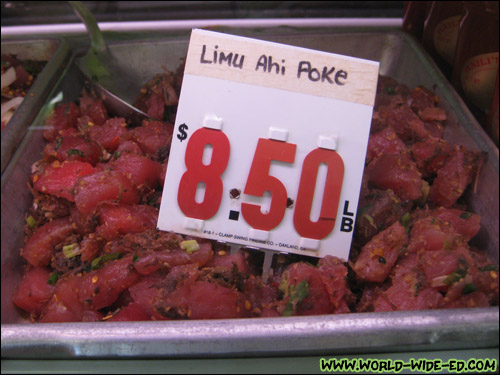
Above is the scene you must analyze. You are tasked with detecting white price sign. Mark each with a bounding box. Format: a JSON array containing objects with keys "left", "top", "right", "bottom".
[{"left": 158, "top": 29, "right": 379, "bottom": 260}]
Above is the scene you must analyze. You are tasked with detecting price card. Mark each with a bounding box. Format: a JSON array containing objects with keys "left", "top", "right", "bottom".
[{"left": 158, "top": 29, "right": 379, "bottom": 260}]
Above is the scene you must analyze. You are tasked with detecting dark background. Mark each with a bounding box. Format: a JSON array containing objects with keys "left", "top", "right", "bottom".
[{"left": 1, "top": 1, "right": 404, "bottom": 26}]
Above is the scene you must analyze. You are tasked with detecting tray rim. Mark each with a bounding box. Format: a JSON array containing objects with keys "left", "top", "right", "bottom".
[{"left": 2, "top": 307, "right": 499, "bottom": 359}]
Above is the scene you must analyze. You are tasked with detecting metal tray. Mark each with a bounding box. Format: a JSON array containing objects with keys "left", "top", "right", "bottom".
[
  {"left": 1, "top": 29, "right": 498, "bottom": 359},
  {"left": 1, "top": 38, "right": 71, "bottom": 173}
]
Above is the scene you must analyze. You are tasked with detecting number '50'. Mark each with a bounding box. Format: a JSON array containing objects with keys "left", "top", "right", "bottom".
[{"left": 177, "top": 128, "right": 344, "bottom": 240}]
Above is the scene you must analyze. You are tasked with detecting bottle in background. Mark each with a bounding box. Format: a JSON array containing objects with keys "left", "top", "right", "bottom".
[
  {"left": 422, "top": 1, "right": 464, "bottom": 79},
  {"left": 452, "top": 1, "right": 499, "bottom": 129},
  {"left": 402, "top": 1, "right": 431, "bottom": 41},
  {"left": 487, "top": 70, "right": 499, "bottom": 146}
]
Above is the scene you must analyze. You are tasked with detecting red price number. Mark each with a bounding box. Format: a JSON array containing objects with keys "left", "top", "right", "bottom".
[
  {"left": 177, "top": 128, "right": 345, "bottom": 240},
  {"left": 177, "top": 128, "right": 230, "bottom": 220}
]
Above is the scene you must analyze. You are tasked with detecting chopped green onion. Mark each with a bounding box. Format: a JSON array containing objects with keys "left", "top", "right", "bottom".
[
  {"left": 357, "top": 203, "right": 373, "bottom": 217},
  {"left": 279, "top": 271, "right": 290, "bottom": 295},
  {"left": 54, "top": 137, "right": 62, "bottom": 150},
  {"left": 281, "top": 303, "right": 294, "bottom": 317},
  {"left": 82, "top": 264, "right": 92, "bottom": 273},
  {"left": 25, "top": 215, "right": 37, "bottom": 229},
  {"left": 363, "top": 213, "right": 377, "bottom": 230},
  {"left": 113, "top": 151, "right": 121, "bottom": 160},
  {"left": 62, "top": 243, "right": 81, "bottom": 259},
  {"left": 460, "top": 212, "right": 472, "bottom": 220},
  {"left": 414, "top": 281, "right": 423, "bottom": 297},
  {"left": 66, "top": 149, "right": 84, "bottom": 157},
  {"left": 443, "top": 268, "right": 467, "bottom": 285},
  {"left": 417, "top": 180, "right": 430, "bottom": 206},
  {"left": 180, "top": 240, "right": 200, "bottom": 255},
  {"left": 91, "top": 252, "right": 123, "bottom": 270},
  {"left": 146, "top": 196, "right": 160, "bottom": 208},
  {"left": 47, "top": 272, "right": 58, "bottom": 285},
  {"left": 463, "top": 283, "right": 477, "bottom": 295},
  {"left": 401, "top": 212, "right": 411, "bottom": 229},
  {"left": 478, "top": 264, "right": 498, "bottom": 272},
  {"left": 290, "top": 281, "right": 309, "bottom": 304},
  {"left": 281, "top": 280, "right": 309, "bottom": 317},
  {"left": 385, "top": 86, "right": 396, "bottom": 95},
  {"left": 132, "top": 253, "right": 139, "bottom": 262},
  {"left": 378, "top": 256, "right": 386, "bottom": 264}
]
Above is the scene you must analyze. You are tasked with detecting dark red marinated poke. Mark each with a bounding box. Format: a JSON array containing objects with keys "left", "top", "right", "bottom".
[{"left": 12, "top": 70, "right": 499, "bottom": 322}]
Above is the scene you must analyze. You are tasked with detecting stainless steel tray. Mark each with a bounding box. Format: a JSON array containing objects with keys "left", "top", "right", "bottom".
[
  {"left": 1, "top": 29, "right": 498, "bottom": 359},
  {"left": 1, "top": 38, "right": 71, "bottom": 173}
]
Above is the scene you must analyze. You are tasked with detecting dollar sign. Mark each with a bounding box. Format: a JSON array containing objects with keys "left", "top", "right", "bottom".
[{"left": 177, "top": 123, "right": 188, "bottom": 142}]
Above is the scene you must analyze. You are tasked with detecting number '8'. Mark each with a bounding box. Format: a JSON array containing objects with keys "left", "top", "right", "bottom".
[{"left": 177, "top": 128, "right": 344, "bottom": 240}]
